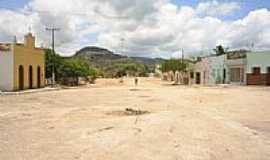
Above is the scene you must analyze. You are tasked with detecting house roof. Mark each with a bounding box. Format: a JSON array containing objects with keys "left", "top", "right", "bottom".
[
  {"left": 0, "top": 44, "right": 11, "bottom": 51},
  {"left": 0, "top": 42, "right": 44, "bottom": 52}
]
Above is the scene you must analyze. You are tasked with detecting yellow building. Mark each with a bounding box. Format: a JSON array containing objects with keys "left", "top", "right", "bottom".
[{"left": 0, "top": 33, "right": 45, "bottom": 91}]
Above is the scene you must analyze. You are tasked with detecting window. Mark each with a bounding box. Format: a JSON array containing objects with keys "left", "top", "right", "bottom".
[{"left": 252, "top": 67, "right": 261, "bottom": 75}]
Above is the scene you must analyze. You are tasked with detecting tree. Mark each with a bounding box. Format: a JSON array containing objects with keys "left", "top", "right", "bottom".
[
  {"left": 213, "top": 45, "right": 228, "bottom": 56},
  {"left": 160, "top": 59, "right": 189, "bottom": 84},
  {"left": 58, "top": 59, "right": 96, "bottom": 84},
  {"left": 45, "top": 49, "right": 63, "bottom": 80},
  {"left": 45, "top": 49, "right": 100, "bottom": 85},
  {"left": 160, "top": 59, "right": 188, "bottom": 73},
  {"left": 113, "top": 62, "right": 148, "bottom": 77}
]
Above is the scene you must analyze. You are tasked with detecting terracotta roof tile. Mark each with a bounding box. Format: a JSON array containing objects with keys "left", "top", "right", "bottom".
[{"left": 0, "top": 44, "right": 10, "bottom": 51}]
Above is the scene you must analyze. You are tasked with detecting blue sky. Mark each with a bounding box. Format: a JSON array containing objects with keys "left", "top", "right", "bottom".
[
  {"left": 173, "top": 0, "right": 270, "bottom": 20},
  {"left": 0, "top": 0, "right": 29, "bottom": 9}
]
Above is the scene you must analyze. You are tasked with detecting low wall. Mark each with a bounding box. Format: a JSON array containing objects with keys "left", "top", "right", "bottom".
[{"left": 246, "top": 74, "right": 270, "bottom": 85}]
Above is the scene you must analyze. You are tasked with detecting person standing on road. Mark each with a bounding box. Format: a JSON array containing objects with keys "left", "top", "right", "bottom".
[
  {"left": 119, "top": 76, "right": 124, "bottom": 84},
  {"left": 134, "top": 77, "right": 138, "bottom": 86}
]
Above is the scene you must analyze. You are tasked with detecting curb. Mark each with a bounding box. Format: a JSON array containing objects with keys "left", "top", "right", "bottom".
[{"left": 0, "top": 87, "right": 61, "bottom": 96}]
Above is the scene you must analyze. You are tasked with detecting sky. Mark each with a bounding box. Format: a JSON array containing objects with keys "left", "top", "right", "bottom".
[{"left": 0, "top": 0, "right": 270, "bottom": 58}]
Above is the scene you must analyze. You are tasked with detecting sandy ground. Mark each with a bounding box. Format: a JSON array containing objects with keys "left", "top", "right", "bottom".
[{"left": 0, "top": 78, "right": 270, "bottom": 160}]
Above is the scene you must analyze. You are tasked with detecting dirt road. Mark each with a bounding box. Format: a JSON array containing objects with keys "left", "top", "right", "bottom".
[{"left": 0, "top": 78, "right": 270, "bottom": 160}]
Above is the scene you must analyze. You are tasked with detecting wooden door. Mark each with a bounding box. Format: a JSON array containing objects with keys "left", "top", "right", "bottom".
[
  {"left": 37, "top": 66, "right": 41, "bottom": 88},
  {"left": 19, "top": 65, "right": 24, "bottom": 90},
  {"left": 196, "top": 72, "right": 201, "bottom": 84},
  {"left": 29, "top": 66, "right": 33, "bottom": 89},
  {"left": 267, "top": 67, "right": 270, "bottom": 86}
]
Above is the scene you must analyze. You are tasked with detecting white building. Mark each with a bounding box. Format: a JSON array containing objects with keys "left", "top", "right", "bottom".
[
  {"left": 191, "top": 54, "right": 226, "bottom": 85},
  {"left": 0, "top": 44, "right": 14, "bottom": 91}
]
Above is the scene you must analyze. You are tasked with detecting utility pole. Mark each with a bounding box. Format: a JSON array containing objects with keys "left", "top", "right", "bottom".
[
  {"left": 181, "top": 48, "right": 184, "bottom": 64},
  {"left": 250, "top": 42, "right": 255, "bottom": 51},
  {"left": 46, "top": 27, "right": 60, "bottom": 87},
  {"left": 120, "top": 38, "right": 125, "bottom": 55}
]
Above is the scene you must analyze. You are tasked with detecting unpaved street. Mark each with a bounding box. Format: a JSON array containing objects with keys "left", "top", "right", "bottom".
[{"left": 0, "top": 78, "right": 270, "bottom": 160}]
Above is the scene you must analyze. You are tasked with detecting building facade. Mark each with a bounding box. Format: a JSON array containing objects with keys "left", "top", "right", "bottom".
[
  {"left": 191, "top": 57, "right": 209, "bottom": 85},
  {"left": 192, "top": 51, "right": 270, "bottom": 86},
  {"left": 225, "top": 51, "right": 247, "bottom": 85},
  {"left": 0, "top": 33, "right": 45, "bottom": 91}
]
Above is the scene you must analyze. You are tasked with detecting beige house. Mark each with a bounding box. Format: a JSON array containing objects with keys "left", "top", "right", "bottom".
[{"left": 0, "top": 32, "right": 45, "bottom": 91}]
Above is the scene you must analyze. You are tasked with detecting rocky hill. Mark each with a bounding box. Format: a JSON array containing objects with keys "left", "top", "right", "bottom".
[{"left": 73, "top": 46, "right": 163, "bottom": 77}]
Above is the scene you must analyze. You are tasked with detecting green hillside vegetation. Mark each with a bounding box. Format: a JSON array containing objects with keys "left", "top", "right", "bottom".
[
  {"left": 45, "top": 46, "right": 163, "bottom": 85},
  {"left": 73, "top": 46, "right": 163, "bottom": 78},
  {"left": 160, "top": 59, "right": 190, "bottom": 73}
]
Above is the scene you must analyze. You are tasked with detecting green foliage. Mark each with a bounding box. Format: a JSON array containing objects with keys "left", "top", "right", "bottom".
[
  {"left": 113, "top": 63, "right": 148, "bottom": 77},
  {"left": 73, "top": 47, "right": 161, "bottom": 78},
  {"left": 58, "top": 59, "right": 91, "bottom": 78},
  {"left": 45, "top": 49, "right": 63, "bottom": 79},
  {"left": 45, "top": 49, "right": 99, "bottom": 85},
  {"left": 45, "top": 48, "right": 154, "bottom": 80},
  {"left": 213, "top": 45, "right": 228, "bottom": 56},
  {"left": 160, "top": 59, "right": 188, "bottom": 73}
]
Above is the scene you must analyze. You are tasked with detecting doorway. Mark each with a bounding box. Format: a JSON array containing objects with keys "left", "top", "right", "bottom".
[
  {"left": 37, "top": 66, "right": 41, "bottom": 88},
  {"left": 267, "top": 67, "right": 270, "bottom": 86},
  {"left": 29, "top": 66, "right": 33, "bottom": 89},
  {"left": 230, "top": 68, "right": 245, "bottom": 83},
  {"left": 18, "top": 65, "right": 24, "bottom": 90},
  {"left": 196, "top": 72, "right": 201, "bottom": 84},
  {"left": 223, "top": 68, "right": 226, "bottom": 84}
]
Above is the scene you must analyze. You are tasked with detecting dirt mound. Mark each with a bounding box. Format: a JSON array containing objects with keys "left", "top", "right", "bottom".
[{"left": 107, "top": 108, "right": 150, "bottom": 116}]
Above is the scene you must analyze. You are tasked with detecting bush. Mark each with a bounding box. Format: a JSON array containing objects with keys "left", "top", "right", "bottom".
[
  {"left": 45, "top": 49, "right": 99, "bottom": 85},
  {"left": 114, "top": 63, "right": 148, "bottom": 77},
  {"left": 160, "top": 59, "right": 188, "bottom": 73}
]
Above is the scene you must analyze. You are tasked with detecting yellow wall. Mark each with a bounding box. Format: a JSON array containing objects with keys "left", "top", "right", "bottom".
[{"left": 13, "top": 44, "right": 45, "bottom": 90}]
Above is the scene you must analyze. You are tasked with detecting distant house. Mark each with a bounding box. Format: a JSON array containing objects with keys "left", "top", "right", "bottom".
[
  {"left": 0, "top": 32, "right": 45, "bottom": 91},
  {"left": 225, "top": 50, "right": 247, "bottom": 85},
  {"left": 191, "top": 57, "right": 209, "bottom": 85},
  {"left": 192, "top": 54, "right": 226, "bottom": 85},
  {"left": 192, "top": 50, "right": 270, "bottom": 86}
]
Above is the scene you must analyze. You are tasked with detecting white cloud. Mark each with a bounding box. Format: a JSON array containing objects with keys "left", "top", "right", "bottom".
[
  {"left": 0, "top": 10, "right": 31, "bottom": 42},
  {"left": 196, "top": 0, "right": 241, "bottom": 17},
  {"left": 0, "top": 0, "right": 270, "bottom": 58}
]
